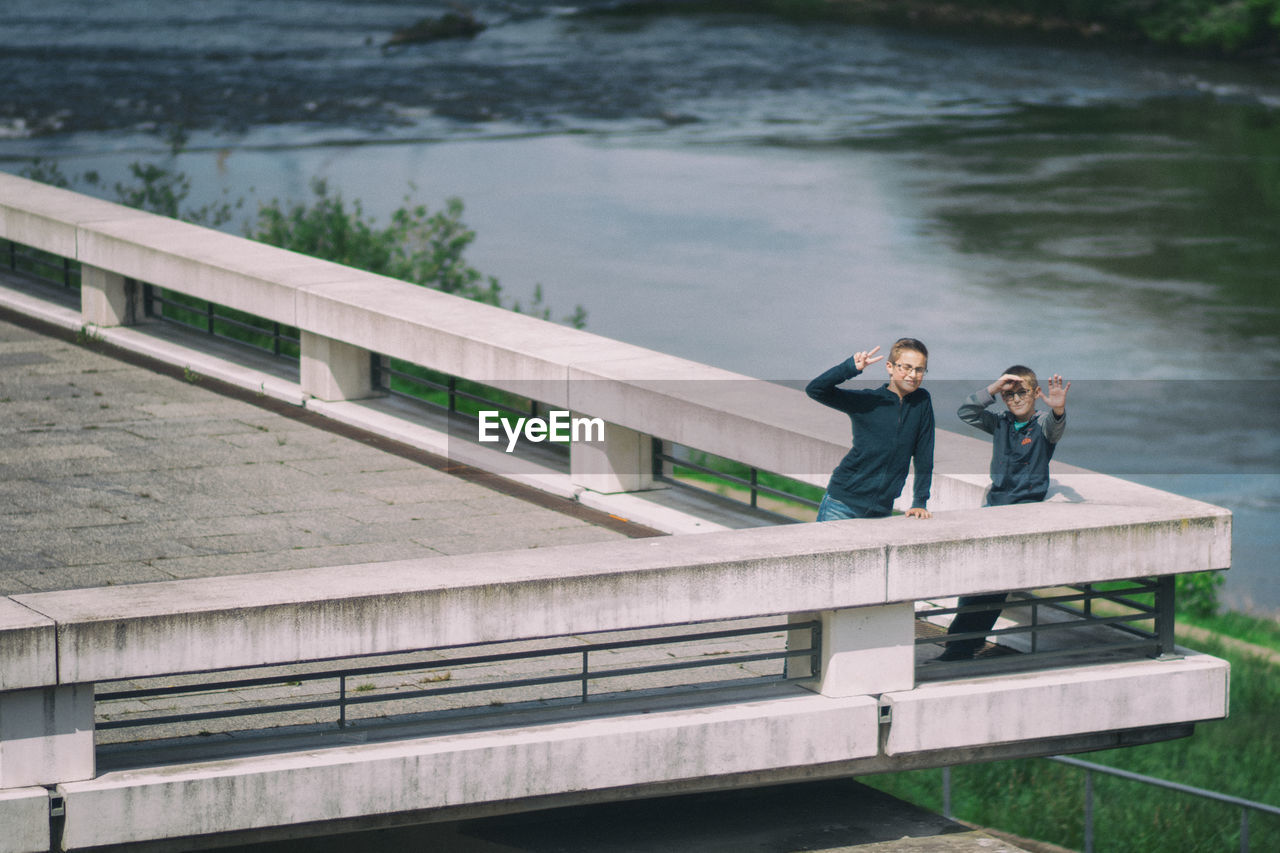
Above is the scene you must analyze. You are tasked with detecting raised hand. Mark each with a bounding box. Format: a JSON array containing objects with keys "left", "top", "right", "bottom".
[
  {"left": 853, "top": 345, "right": 884, "bottom": 372},
  {"left": 1037, "top": 374, "right": 1070, "bottom": 414},
  {"left": 987, "top": 374, "right": 1024, "bottom": 397}
]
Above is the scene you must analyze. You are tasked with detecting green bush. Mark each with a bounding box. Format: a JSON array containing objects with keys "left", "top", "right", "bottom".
[{"left": 1176, "top": 570, "right": 1225, "bottom": 618}]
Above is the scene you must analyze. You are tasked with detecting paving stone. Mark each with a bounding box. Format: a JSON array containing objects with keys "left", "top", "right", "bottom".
[
  {"left": 0, "top": 314, "right": 660, "bottom": 753},
  {"left": 5, "top": 562, "right": 178, "bottom": 594}
]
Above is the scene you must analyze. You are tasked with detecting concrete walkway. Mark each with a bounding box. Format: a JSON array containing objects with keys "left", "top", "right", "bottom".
[{"left": 0, "top": 313, "right": 653, "bottom": 596}]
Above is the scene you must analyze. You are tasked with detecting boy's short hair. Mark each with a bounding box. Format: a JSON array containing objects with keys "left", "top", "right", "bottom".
[
  {"left": 891, "top": 337, "right": 928, "bottom": 361},
  {"left": 1004, "top": 364, "right": 1038, "bottom": 388}
]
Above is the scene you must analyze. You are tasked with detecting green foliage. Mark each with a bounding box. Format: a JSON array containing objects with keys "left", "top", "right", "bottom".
[
  {"left": 112, "top": 163, "right": 236, "bottom": 228},
  {"left": 20, "top": 157, "right": 584, "bottom": 327},
  {"left": 247, "top": 179, "right": 585, "bottom": 327},
  {"left": 1176, "top": 570, "right": 1225, "bottom": 618},
  {"left": 864, "top": 631, "right": 1280, "bottom": 851}
]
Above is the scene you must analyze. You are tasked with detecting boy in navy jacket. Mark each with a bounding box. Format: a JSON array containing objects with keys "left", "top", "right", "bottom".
[
  {"left": 806, "top": 338, "right": 935, "bottom": 521},
  {"left": 938, "top": 365, "right": 1070, "bottom": 660}
]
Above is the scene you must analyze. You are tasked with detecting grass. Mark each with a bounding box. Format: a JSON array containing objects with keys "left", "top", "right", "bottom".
[
  {"left": 1178, "top": 609, "right": 1280, "bottom": 651},
  {"left": 863, "top": 627, "right": 1280, "bottom": 852}
]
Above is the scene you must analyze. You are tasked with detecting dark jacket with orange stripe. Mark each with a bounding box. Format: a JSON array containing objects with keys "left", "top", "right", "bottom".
[{"left": 958, "top": 389, "right": 1066, "bottom": 506}]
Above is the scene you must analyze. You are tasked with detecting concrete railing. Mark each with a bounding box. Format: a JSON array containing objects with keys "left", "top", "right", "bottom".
[
  {"left": 0, "top": 506, "right": 1231, "bottom": 847},
  {"left": 0, "top": 173, "right": 1233, "bottom": 851},
  {"left": 0, "top": 172, "right": 1233, "bottom": 519}
]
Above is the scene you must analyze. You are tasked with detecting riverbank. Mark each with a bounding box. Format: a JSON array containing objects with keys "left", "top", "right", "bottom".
[{"left": 591, "top": 0, "right": 1280, "bottom": 57}]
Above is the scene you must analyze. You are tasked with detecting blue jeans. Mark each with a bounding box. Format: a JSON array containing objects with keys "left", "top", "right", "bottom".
[{"left": 815, "top": 492, "right": 887, "bottom": 522}]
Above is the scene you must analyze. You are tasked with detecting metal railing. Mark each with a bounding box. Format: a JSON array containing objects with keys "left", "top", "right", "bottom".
[
  {"left": 916, "top": 576, "right": 1176, "bottom": 677},
  {"left": 940, "top": 756, "right": 1278, "bottom": 852},
  {"left": 141, "top": 282, "right": 301, "bottom": 360},
  {"left": 372, "top": 354, "right": 569, "bottom": 460},
  {"left": 652, "top": 439, "right": 822, "bottom": 522},
  {"left": 95, "top": 618, "right": 819, "bottom": 741},
  {"left": 1049, "top": 755, "right": 1280, "bottom": 853},
  {"left": 3, "top": 237, "right": 80, "bottom": 292}
]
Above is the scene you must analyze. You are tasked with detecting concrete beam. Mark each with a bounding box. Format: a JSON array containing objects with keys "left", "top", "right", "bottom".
[
  {"left": 0, "top": 599, "right": 56, "bottom": 691},
  {"left": 15, "top": 521, "right": 889, "bottom": 684},
  {"left": 79, "top": 264, "right": 140, "bottom": 327},
  {"left": 885, "top": 502, "right": 1231, "bottom": 601},
  {"left": 882, "top": 654, "right": 1229, "bottom": 755},
  {"left": 10, "top": 500, "right": 1229, "bottom": 686},
  {"left": 0, "top": 685, "right": 95, "bottom": 788},
  {"left": 57, "top": 693, "right": 879, "bottom": 848},
  {"left": 570, "top": 419, "right": 653, "bottom": 493},
  {"left": 0, "top": 172, "right": 133, "bottom": 258},
  {"left": 0, "top": 788, "right": 50, "bottom": 853},
  {"left": 300, "top": 331, "right": 374, "bottom": 401}
]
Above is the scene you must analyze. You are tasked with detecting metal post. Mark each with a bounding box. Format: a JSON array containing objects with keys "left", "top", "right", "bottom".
[
  {"left": 1083, "top": 768, "right": 1094, "bottom": 853},
  {"left": 581, "top": 650, "right": 590, "bottom": 703},
  {"left": 339, "top": 676, "right": 347, "bottom": 729},
  {"left": 1155, "top": 575, "right": 1176, "bottom": 657},
  {"left": 205, "top": 300, "right": 215, "bottom": 334},
  {"left": 448, "top": 376, "right": 457, "bottom": 413},
  {"left": 942, "top": 766, "right": 952, "bottom": 819},
  {"left": 1031, "top": 600, "right": 1039, "bottom": 654},
  {"left": 1241, "top": 807, "right": 1250, "bottom": 853},
  {"left": 750, "top": 468, "right": 759, "bottom": 508}
]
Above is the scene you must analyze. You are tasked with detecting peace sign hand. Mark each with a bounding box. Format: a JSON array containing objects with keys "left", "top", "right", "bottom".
[{"left": 853, "top": 345, "right": 884, "bottom": 372}]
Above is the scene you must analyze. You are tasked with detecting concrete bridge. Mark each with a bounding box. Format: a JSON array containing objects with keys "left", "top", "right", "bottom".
[{"left": 0, "top": 173, "right": 1231, "bottom": 851}]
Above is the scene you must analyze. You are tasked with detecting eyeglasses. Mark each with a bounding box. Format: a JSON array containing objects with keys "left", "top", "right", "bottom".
[
  {"left": 890, "top": 362, "right": 927, "bottom": 376},
  {"left": 1001, "top": 389, "right": 1033, "bottom": 401}
]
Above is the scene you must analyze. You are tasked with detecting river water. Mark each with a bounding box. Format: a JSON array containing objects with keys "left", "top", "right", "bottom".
[{"left": 2, "top": 0, "right": 1277, "bottom": 614}]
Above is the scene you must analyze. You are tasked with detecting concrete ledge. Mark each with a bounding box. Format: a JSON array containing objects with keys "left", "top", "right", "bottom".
[
  {"left": 578, "top": 489, "right": 733, "bottom": 535},
  {"left": 9, "top": 501, "right": 1230, "bottom": 685},
  {"left": 14, "top": 521, "right": 889, "bottom": 683},
  {"left": 0, "top": 788, "right": 50, "bottom": 853},
  {"left": 57, "top": 693, "right": 880, "bottom": 848},
  {"left": 0, "top": 280, "right": 82, "bottom": 333},
  {"left": 886, "top": 501, "right": 1231, "bottom": 600},
  {"left": 0, "top": 599, "right": 56, "bottom": 691},
  {"left": 882, "top": 654, "right": 1229, "bottom": 756}
]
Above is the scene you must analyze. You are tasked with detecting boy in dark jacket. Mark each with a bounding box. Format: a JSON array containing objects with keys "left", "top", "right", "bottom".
[
  {"left": 938, "top": 365, "right": 1070, "bottom": 660},
  {"left": 806, "top": 338, "right": 934, "bottom": 521}
]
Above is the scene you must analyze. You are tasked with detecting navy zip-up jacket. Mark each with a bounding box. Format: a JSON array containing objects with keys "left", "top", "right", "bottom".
[
  {"left": 806, "top": 357, "right": 935, "bottom": 517},
  {"left": 958, "top": 389, "right": 1066, "bottom": 506}
]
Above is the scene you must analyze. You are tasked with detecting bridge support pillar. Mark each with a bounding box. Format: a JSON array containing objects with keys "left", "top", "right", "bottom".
[
  {"left": 570, "top": 420, "right": 653, "bottom": 494},
  {"left": 790, "top": 604, "right": 915, "bottom": 696},
  {"left": 0, "top": 685, "right": 94, "bottom": 788},
  {"left": 80, "top": 265, "right": 141, "bottom": 327},
  {"left": 301, "top": 331, "right": 374, "bottom": 401}
]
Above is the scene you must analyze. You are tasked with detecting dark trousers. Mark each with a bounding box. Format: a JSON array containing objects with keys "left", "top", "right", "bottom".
[{"left": 944, "top": 592, "right": 1009, "bottom": 655}]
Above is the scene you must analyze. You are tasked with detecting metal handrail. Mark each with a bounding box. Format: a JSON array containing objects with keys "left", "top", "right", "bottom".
[
  {"left": 142, "top": 283, "right": 301, "bottom": 359},
  {"left": 942, "top": 756, "right": 1278, "bottom": 853},
  {"left": 1049, "top": 755, "right": 1280, "bottom": 853},
  {"left": 652, "top": 439, "right": 822, "bottom": 516},
  {"left": 916, "top": 577, "right": 1176, "bottom": 677},
  {"left": 96, "top": 619, "right": 820, "bottom": 736}
]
